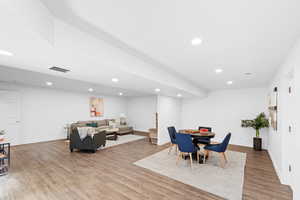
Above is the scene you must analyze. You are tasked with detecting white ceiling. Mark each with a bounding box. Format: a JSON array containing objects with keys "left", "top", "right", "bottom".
[
  {"left": 0, "top": 0, "right": 204, "bottom": 98},
  {"left": 0, "top": 65, "right": 149, "bottom": 96},
  {"left": 42, "top": 0, "right": 300, "bottom": 90},
  {"left": 0, "top": 0, "right": 299, "bottom": 97}
]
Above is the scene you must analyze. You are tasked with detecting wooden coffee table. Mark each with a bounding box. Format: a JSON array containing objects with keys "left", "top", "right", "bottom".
[{"left": 106, "top": 128, "right": 119, "bottom": 141}]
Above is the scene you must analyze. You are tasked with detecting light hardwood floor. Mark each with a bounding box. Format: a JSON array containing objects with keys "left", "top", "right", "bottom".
[{"left": 0, "top": 138, "right": 292, "bottom": 200}]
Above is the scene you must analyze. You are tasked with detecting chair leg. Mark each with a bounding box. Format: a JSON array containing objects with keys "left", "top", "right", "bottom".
[
  {"left": 207, "top": 150, "right": 210, "bottom": 159},
  {"left": 196, "top": 151, "right": 200, "bottom": 163},
  {"left": 203, "top": 150, "right": 207, "bottom": 163},
  {"left": 219, "top": 153, "right": 225, "bottom": 168},
  {"left": 176, "top": 152, "right": 182, "bottom": 165},
  {"left": 189, "top": 153, "right": 193, "bottom": 169},
  {"left": 175, "top": 144, "right": 178, "bottom": 154},
  {"left": 168, "top": 143, "right": 173, "bottom": 154},
  {"left": 222, "top": 152, "right": 228, "bottom": 163}
]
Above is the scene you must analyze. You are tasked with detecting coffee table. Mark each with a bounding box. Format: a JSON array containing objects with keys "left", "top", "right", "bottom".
[{"left": 106, "top": 128, "right": 119, "bottom": 141}]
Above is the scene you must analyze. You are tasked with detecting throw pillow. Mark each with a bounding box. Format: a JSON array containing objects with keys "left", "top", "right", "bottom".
[
  {"left": 108, "top": 120, "right": 116, "bottom": 128},
  {"left": 86, "top": 122, "right": 98, "bottom": 128}
]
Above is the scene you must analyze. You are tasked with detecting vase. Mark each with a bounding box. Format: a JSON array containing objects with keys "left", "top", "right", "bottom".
[{"left": 253, "top": 137, "right": 262, "bottom": 151}]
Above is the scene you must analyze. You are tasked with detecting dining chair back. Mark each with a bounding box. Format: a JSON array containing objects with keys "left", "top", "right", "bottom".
[
  {"left": 167, "top": 126, "right": 178, "bottom": 154},
  {"left": 203, "top": 133, "right": 231, "bottom": 167},
  {"left": 219, "top": 133, "right": 231, "bottom": 152},
  {"left": 176, "top": 133, "right": 197, "bottom": 153},
  {"left": 167, "top": 126, "right": 177, "bottom": 144},
  {"left": 175, "top": 133, "right": 199, "bottom": 168}
]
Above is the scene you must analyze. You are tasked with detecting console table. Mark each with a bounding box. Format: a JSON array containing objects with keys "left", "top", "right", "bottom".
[{"left": 0, "top": 142, "right": 10, "bottom": 176}]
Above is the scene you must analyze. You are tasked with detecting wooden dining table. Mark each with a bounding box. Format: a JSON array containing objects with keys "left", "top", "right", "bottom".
[
  {"left": 178, "top": 129, "right": 216, "bottom": 164},
  {"left": 178, "top": 129, "right": 216, "bottom": 139}
]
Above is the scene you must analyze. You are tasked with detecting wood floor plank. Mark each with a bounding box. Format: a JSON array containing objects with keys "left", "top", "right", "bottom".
[{"left": 0, "top": 139, "right": 292, "bottom": 200}]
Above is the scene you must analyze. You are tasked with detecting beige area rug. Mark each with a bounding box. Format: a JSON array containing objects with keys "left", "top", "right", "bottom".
[
  {"left": 134, "top": 149, "right": 246, "bottom": 200},
  {"left": 101, "top": 135, "right": 145, "bottom": 149}
]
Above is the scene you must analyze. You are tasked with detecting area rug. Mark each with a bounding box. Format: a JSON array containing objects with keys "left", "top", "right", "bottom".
[
  {"left": 102, "top": 135, "right": 145, "bottom": 149},
  {"left": 134, "top": 149, "right": 246, "bottom": 200}
]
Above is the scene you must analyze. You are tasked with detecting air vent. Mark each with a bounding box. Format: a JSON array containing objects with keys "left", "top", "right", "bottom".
[{"left": 49, "top": 66, "right": 70, "bottom": 73}]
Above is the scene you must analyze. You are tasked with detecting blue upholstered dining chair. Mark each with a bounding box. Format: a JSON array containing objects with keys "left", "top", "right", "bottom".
[
  {"left": 203, "top": 133, "right": 231, "bottom": 168},
  {"left": 167, "top": 126, "right": 178, "bottom": 154},
  {"left": 175, "top": 133, "right": 200, "bottom": 168}
]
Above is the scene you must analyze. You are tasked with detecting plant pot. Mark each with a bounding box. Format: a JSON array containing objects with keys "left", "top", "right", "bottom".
[{"left": 253, "top": 137, "right": 262, "bottom": 151}]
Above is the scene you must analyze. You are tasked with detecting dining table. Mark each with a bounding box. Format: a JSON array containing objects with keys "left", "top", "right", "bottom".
[
  {"left": 178, "top": 129, "right": 215, "bottom": 139},
  {"left": 178, "top": 129, "right": 216, "bottom": 164}
]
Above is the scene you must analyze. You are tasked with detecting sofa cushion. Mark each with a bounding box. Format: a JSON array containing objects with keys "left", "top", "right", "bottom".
[
  {"left": 71, "top": 123, "right": 86, "bottom": 128},
  {"left": 95, "top": 126, "right": 110, "bottom": 131},
  {"left": 97, "top": 120, "right": 107, "bottom": 127},
  {"left": 77, "top": 121, "right": 92, "bottom": 126},
  {"left": 117, "top": 126, "right": 133, "bottom": 132},
  {"left": 107, "top": 119, "right": 115, "bottom": 124}
]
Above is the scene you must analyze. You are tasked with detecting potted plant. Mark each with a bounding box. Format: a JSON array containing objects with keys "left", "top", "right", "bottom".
[
  {"left": 241, "top": 113, "right": 269, "bottom": 151},
  {"left": 0, "top": 130, "right": 5, "bottom": 142}
]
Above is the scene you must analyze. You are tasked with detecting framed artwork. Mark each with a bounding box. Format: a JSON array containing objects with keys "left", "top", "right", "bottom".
[
  {"left": 268, "top": 87, "right": 278, "bottom": 131},
  {"left": 90, "top": 97, "right": 104, "bottom": 117}
]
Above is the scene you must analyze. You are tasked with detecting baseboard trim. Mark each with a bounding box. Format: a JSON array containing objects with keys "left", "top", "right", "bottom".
[
  {"left": 12, "top": 138, "right": 66, "bottom": 147},
  {"left": 133, "top": 130, "right": 149, "bottom": 136},
  {"left": 268, "top": 149, "right": 283, "bottom": 184}
]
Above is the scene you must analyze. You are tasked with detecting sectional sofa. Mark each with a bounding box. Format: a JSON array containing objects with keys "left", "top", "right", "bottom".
[
  {"left": 70, "top": 119, "right": 133, "bottom": 135},
  {"left": 69, "top": 119, "right": 133, "bottom": 152}
]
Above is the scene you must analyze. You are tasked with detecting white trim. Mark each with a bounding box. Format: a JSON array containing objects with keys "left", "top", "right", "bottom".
[{"left": 268, "top": 149, "right": 283, "bottom": 183}]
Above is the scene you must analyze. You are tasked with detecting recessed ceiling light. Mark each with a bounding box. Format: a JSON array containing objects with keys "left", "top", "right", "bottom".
[
  {"left": 226, "top": 81, "right": 233, "bottom": 85},
  {"left": 119, "top": 92, "right": 123, "bottom": 96},
  {"left": 191, "top": 37, "right": 202, "bottom": 46},
  {"left": 215, "top": 68, "right": 223, "bottom": 73},
  {"left": 244, "top": 72, "right": 252, "bottom": 76},
  {"left": 177, "top": 93, "right": 182, "bottom": 97},
  {"left": 0, "top": 49, "right": 13, "bottom": 56},
  {"left": 88, "top": 88, "right": 94, "bottom": 92},
  {"left": 112, "top": 78, "right": 119, "bottom": 83},
  {"left": 155, "top": 88, "right": 160, "bottom": 92},
  {"left": 46, "top": 81, "right": 53, "bottom": 86}
]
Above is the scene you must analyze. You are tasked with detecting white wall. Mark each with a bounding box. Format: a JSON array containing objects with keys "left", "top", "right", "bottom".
[
  {"left": 126, "top": 96, "right": 157, "bottom": 132},
  {"left": 294, "top": 51, "right": 300, "bottom": 200},
  {"left": 0, "top": 83, "right": 127, "bottom": 145},
  {"left": 267, "top": 38, "right": 300, "bottom": 198},
  {"left": 181, "top": 88, "right": 268, "bottom": 148},
  {"left": 157, "top": 96, "right": 182, "bottom": 145}
]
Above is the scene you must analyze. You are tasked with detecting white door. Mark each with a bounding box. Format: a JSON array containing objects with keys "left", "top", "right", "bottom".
[{"left": 0, "top": 91, "right": 21, "bottom": 145}]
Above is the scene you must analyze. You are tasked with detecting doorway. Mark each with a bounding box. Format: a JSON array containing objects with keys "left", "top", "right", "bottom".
[{"left": 0, "top": 91, "right": 21, "bottom": 145}]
